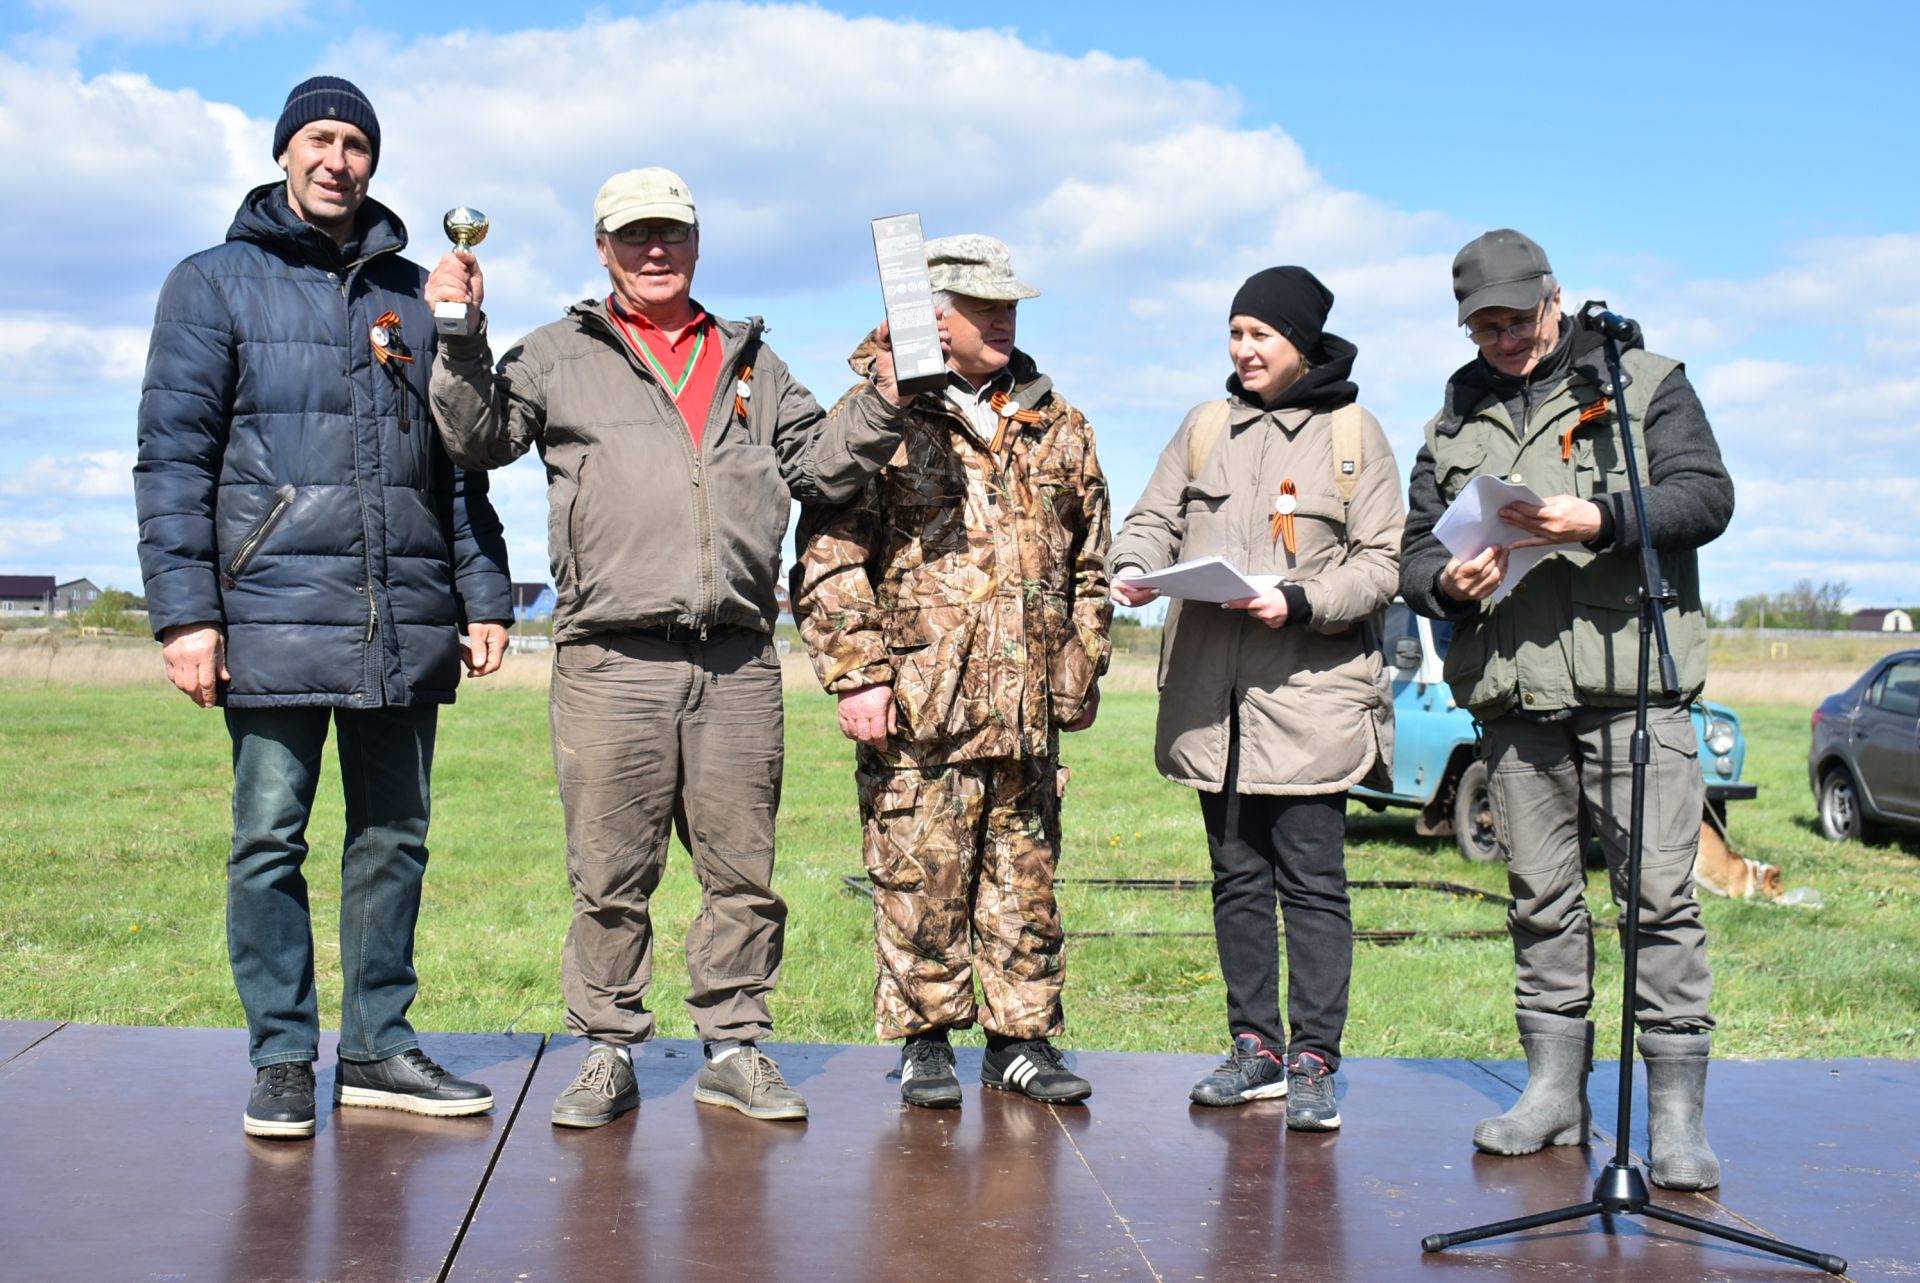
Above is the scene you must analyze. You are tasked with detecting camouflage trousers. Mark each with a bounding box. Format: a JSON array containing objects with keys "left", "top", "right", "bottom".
[{"left": 858, "top": 753, "right": 1066, "bottom": 1041}]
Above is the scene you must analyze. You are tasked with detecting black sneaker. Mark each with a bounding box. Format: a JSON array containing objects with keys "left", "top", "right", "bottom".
[
  {"left": 334, "top": 1048, "right": 494, "bottom": 1117},
  {"left": 1285, "top": 1051, "right": 1341, "bottom": 1131},
  {"left": 1190, "top": 1034, "right": 1287, "bottom": 1107},
  {"left": 899, "top": 1035, "right": 962, "bottom": 1109},
  {"left": 245, "top": 1062, "right": 317, "bottom": 1139},
  {"left": 981, "top": 1038, "right": 1091, "bottom": 1104}
]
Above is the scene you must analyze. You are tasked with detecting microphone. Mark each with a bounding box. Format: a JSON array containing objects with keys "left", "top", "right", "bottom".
[{"left": 1579, "top": 300, "right": 1641, "bottom": 346}]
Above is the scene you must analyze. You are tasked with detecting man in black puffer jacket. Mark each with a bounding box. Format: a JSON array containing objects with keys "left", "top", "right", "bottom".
[{"left": 133, "top": 76, "right": 513, "bottom": 1140}]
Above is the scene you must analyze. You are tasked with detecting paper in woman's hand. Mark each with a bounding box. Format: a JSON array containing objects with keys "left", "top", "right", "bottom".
[{"left": 1114, "top": 556, "right": 1282, "bottom": 604}]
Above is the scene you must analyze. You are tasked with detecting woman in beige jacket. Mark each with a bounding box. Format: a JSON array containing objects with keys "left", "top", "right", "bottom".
[{"left": 1110, "top": 266, "right": 1402, "bottom": 1129}]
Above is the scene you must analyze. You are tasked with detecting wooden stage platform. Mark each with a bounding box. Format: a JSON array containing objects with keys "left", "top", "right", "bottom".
[{"left": 0, "top": 1021, "right": 1911, "bottom": 1281}]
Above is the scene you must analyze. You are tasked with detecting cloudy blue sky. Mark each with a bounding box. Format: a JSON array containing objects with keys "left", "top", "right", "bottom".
[{"left": 3, "top": 0, "right": 1915, "bottom": 612}]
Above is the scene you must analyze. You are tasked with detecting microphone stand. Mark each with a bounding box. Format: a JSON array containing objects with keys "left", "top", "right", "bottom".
[{"left": 1419, "top": 302, "right": 1845, "bottom": 1275}]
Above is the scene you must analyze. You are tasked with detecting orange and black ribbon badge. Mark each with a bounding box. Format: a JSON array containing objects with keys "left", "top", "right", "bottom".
[
  {"left": 1270, "top": 479, "right": 1299, "bottom": 554},
  {"left": 988, "top": 390, "right": 1044, "bottom": 453},
  {"left": 734, "top": 366, "right": 753, "bottom": 420},
  {"left": 370, "top": 312, "right": 414, "bottom": 366},
  {"left": 1563, "top": 397, "right": 1609, "bottom": 459}
]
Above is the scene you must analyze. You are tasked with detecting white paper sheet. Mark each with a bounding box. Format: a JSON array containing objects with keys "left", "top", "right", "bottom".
[
  {"left": 1115, "top": 555, "right": 1282, "bottom": 604},
  {"left": 1432, "top": 475, "right": 1550, "bottom": 603}
]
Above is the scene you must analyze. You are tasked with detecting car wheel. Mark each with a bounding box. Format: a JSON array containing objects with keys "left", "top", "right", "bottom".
[
  {"left": 1453, "top": 760, "right": 1502, "bottom": 863},
  {"left": 1818, "top": 767, "right": 1864, "bottom": 843}
]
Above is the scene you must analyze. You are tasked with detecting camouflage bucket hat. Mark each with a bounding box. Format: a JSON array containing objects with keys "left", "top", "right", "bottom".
[{"left": 925, "top": 234, "right": 1041, "bottom": 301}]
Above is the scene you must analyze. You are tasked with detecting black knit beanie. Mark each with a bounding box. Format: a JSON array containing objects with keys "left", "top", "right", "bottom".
[
  {"left": 272, "top": 76, "right": 381, "bottom": 173},
  {"left": 1229, "top": 266, "right": 1334, "bottom": 353}
]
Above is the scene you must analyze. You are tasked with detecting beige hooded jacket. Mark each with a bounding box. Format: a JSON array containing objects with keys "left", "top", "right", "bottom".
[{"left": 1110, "top": 395, "right": 1402, "bottom": 795}]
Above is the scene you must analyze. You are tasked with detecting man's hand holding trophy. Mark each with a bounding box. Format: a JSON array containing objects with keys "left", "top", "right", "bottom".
[{"left": 427, "top": 207, "right": 488, "bottom": 337}]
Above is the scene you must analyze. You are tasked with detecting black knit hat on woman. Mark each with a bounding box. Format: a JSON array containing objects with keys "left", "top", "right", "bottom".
[
  {"left": 1229, "top": 266, "right": 1335, "bottom": 354},
  {"left": 272, "top": 76, "right": 381, "bottom": 172}
]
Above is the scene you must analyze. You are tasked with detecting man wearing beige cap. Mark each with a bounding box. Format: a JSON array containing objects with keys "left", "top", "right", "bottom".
[
  {"left": 791, "top": 235, "right": 1112, "bottom": 1109},
  {"left": 426, "top": 167, "right": 913, "bottom": 1126}
]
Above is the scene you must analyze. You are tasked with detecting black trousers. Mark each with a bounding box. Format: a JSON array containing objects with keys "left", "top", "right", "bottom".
[{"left": 1198, "top": 729, "right": 1352, "bottom": 1069}]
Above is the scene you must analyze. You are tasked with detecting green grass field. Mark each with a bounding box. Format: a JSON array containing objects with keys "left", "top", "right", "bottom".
[{"left": 1, "top": 680, "right": 1914, "bottom": 1060}]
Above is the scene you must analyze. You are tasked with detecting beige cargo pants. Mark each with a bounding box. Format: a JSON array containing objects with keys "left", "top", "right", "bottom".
[{"left": 550, "top": 628, "right": 787, "bottom": 1046}]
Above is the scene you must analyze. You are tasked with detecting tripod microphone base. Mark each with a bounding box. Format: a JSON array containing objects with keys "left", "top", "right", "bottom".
[
  {"left": 1421, "top": 1200, "right": 1603, "bottom": 1254},
  {"left": 1422, "top": 1159, "right": 1846, "bottom": 1274},
  {"left": 1594, "top": 1161, "right": 1647, "bottom": 1213}
]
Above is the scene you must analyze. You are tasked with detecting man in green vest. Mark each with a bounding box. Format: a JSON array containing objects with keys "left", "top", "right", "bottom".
[{"left": 1400, "top": 229, "right": 1733, "bottom": 1190}]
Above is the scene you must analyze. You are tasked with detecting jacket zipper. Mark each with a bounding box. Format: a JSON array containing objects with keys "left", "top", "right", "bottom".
[
  {"left": 222, "top": 485, "right": 297, "bottom": 588},
  {"left": 568, "top": 453, "right": 588, "bottom": 586},
  {"left": 341, "top": 244, "right": 403, "bottom": 659}
]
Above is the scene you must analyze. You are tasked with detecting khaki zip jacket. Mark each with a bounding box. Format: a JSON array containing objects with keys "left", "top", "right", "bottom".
[
  {"left": 430, "top": 300, "right": 905, "bottom": 643},
  {"left": 1110, "top": 398, "right": 1402, "bottom": 795}
]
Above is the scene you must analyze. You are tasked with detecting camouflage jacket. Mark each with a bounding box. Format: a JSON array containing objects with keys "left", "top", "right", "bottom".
[{"left": 792, "top": 337, "right": 1113, "bottom": 767}]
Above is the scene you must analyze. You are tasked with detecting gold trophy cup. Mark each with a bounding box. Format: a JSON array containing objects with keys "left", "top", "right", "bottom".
[{"left": 434, "top": 208, "right": 489, "bottom": 337}]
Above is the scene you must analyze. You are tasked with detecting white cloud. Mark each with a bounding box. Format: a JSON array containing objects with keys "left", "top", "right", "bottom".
[
  {"left": 27, "top": 0, "right": 307, "bottom": 42},
  {"left": 1694, "top": 358, "right": 1920, "bottom": 476},
  {"left": 303, "top": 2, "right": 1471, "bottom": 545},
  {"left": 1521, "top": 236, "right": 1920, "bottom": 609},
  {"left": 0, "top": 3, "right": 1914, "bottom": 613},
  {"left": 345, "top": 6, "right": 1264, "bottom": 327},
  {"left": 1626, "top": 233, "right": 1920, "bottom": 361},
  {"left": 0, "top": 517, "right": 69, "bottom": 554},
  {"left": 0, "top": 450, "right": 135, "bottom": 498},
  {"left": 1701, "top": 477, "right": 1920, "bottom": 611},
  {"left": 0, "top": 320, "right": 149, "bottom": 398},
  {"left": 1694, "top": 358, "right": 1800, "bottom": 404},
  {"left": 0, "top": 58, "right": 265, "bottom": 314},
  {"left": 0, "top": 492, "right": 142, "bottom": 588}
]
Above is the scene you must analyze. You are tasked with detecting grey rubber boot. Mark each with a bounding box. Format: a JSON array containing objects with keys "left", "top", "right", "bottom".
[
  {"left": 1473, "top": 1011, "right": 1593, "bottom": 1155},
  {"left": 1639, "top": 1031, "right": 1721, "bottom": 1190}
]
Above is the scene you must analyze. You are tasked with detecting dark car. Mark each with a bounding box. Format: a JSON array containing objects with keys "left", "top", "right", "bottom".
[{"left": 1809, "top": 648, "right": 1920, "bottom": 842}]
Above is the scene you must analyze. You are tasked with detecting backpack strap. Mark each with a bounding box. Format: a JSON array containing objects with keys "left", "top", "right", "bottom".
[
  {"left": 1329, "top": 403, "right": 1365, "bottom": 507},
  {"left": 1188, "top": 398, "right": 1366, "bottom": 507},
  {"left": 1185, "top": 400, "right": 1233, "bottom": 479}
]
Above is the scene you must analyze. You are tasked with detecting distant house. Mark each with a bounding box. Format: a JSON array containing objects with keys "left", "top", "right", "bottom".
[
  {"left": 511, "top": 582, "right": 556, "bottom": 623},
  {"left": 0, "top": 575, "right": 54, "bottom": 616},
  {"left": 1852, "top": 608, "right": 1914, "bottom": 633},
  {"left": 52, "top": 578, "right": 101, "bottom": 615}
]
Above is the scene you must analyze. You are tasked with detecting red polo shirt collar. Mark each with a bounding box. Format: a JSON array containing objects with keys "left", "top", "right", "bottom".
[{"left": 606, "top": 294, "right": 725, "bottom": 448}]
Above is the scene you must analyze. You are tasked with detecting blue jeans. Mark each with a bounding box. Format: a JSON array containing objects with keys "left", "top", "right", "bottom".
[{"left": 225, "top": 704, "right": 438, "bottom": 1067}]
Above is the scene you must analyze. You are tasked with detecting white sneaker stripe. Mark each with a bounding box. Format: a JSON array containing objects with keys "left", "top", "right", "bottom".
[{"left": 1009, "top": 1056, "right": 1037, "bottom": 1087}]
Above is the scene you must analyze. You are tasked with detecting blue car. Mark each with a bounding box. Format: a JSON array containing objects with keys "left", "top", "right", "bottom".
[{"left": 1356, "top": 601, "right": 1757, "bottom": 861}]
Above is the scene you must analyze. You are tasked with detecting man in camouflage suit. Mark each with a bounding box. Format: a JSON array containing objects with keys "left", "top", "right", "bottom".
[{"left": 792, "top": 235, "right": 1111, "bottom": 1108}]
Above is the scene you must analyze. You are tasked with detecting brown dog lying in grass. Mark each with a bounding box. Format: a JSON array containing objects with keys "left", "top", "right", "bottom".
[{"left": 1696, "top": 819, "right": 1784, "bottom": 901}]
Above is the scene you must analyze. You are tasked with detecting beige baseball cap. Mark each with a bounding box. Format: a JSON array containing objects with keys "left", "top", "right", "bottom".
[
  {"left": 925, "top": 234, "right": 1040, "bottom": 301},
  {"left": 594, "top": 167, "right": 697, "bottom": 231}
]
